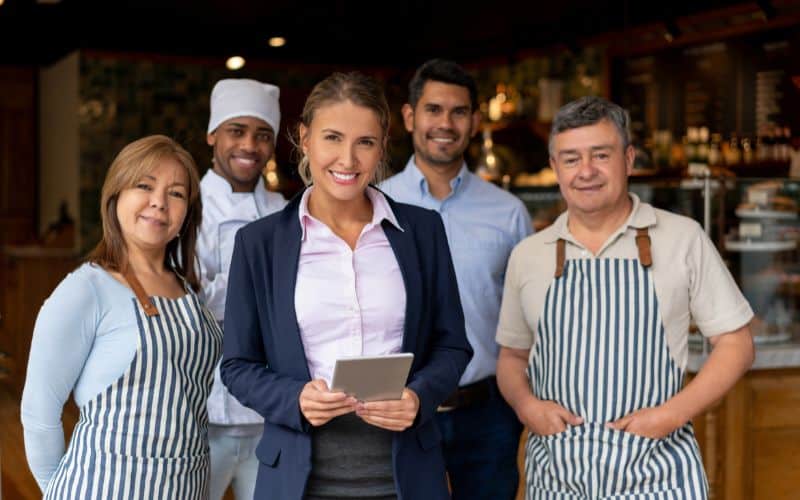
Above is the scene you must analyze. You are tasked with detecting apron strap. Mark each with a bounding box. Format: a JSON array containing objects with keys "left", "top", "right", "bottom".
[
  {"left": 554, "top": 238, "right": 566, "bottom": 278},
  {"left": 555, "top": 227, "right": 652, "bottom": 277},
  {"left": 123, "top": 268, "right": 160, "bottom": 317},
  {"left": 635, "top": 227, "right": 652, "bottom": 268}
]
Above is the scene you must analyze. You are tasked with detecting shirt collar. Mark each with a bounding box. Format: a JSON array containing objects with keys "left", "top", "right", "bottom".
[
  {"left": 406, "top": 156, "right": 469, "bottom": 199},
  {"left": 201, "top": 168, "right": 267, "bottom": 197},
  {"left": 297, "top": 185, "right": 404, "bottom": 241},
  {"left": 543, "top": 192, "right": 657, "bottom": 244}
]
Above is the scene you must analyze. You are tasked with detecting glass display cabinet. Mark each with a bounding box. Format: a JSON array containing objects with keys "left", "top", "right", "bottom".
[{"left": 721, "top": 178, "right": 800, "bottom": 345}]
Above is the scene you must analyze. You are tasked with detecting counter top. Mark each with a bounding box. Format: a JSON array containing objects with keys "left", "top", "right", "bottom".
[{"left": 688, "top": 339, "right": 800, "bottom": 372}]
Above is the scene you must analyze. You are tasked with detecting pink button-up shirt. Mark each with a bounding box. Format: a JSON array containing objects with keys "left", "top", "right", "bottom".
[{"left": 294, "top": 186, "right": 407, "bottom": 386}]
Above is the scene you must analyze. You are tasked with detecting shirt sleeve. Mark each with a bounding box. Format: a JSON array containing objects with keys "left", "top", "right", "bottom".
[
  {"left": 196, "top": 220, "right": 227, "bottom": 322},
  {"left": 21, "top": 270, "right": 99, "bottom": 492},
  {"left": 496, "top": 245, "right": 536, "bottom": 349},
  {"left": 687, "top": 224, "right": 754, "bottom": 336}
]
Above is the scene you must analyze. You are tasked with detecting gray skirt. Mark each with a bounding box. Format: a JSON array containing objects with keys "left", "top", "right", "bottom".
[{"left": 305, "top": 413, "right": 397, "bottom": 499}]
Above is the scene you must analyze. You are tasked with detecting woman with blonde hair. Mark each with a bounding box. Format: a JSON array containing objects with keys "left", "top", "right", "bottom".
[
  {"left": 22, "top": 135, "right": 222, "bottom": 499},
  {"left": 221, "top": 72, "right": 472, "bottom": 499}
]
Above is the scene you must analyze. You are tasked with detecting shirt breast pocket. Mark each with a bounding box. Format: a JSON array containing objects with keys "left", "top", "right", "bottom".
[{"left": 218, "top": 220, "right": 249, "bottom": 274}]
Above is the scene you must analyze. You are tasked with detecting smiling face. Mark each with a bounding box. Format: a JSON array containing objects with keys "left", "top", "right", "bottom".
[
  {"left": 116, "top": 157, "right": 189, "bottom": 254},
  {"left": 403, "top": 81, "right": 480, "bottom": 174},
  {"left": 207, "top": 116, "right": 275, "bottom": 192},
  {"left": 300, "top": 99, "right": 383, "bottom": 207},
  {"left": 550, "top": 119, "right": 634, "bottom": 218}
]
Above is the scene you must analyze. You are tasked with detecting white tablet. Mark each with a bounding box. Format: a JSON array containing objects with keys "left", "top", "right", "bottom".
[{"left": 330, "top": 353, "right": 414, "bottom": 402}]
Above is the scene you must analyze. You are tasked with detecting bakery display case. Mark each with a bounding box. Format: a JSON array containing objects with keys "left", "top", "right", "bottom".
[{"left": 723, "top": 178, "right": 800, "bottom": 345}]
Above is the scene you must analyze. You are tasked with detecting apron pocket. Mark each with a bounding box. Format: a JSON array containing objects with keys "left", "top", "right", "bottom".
[{"left": 530, "top": 423, "right": 678, "bottom": 497}]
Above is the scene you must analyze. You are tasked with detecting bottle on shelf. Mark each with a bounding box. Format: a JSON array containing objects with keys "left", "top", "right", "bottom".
[
  {"left": 780, "top": 126, "right": 792, "bottom": 162},
  {"left": 708, "top": 133, "right": 722, "bottom": 167},
  {"left": 685, "top": 127, "right": 698, "bottom": 164},
  {"left": 687, "top": 126, "right": 710, "bottom": 176},
  {"left": 742, "top": 136, "right": 754, "bottom": 164},
  {"left": 475, "top": 127, "right": 502, "bottom": 183},
  {"left": 760, "top": 125, "right": 774, "bottom": 161},
  {"left": 725, "top": 133, "right": 742, "bottom": 166},
  {"left": 756, "top": 126, "right": 768, "bottom": 162},
  {"left": 697, "top": 126, "right": 710, "bottom": 163},
  {"left": 651, "top": 129, "right": 673, "bottom": 169}
]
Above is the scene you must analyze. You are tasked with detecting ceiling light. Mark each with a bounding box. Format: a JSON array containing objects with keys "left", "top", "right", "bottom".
[
  {"left": 663, "top": 20, "right": 680, "bottom": 43},
  {"left": 226, "top": 56, "right": 245, "bottom": 71},
  {"left": 268, "top": 37, "right": 286, "bottom": 48}
]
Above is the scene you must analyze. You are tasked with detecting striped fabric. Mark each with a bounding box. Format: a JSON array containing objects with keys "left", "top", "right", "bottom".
[
  {"left": 43, "top": 291, "right": 222, "bottom": 499},
  {"left": 526, "top": 258, "right": 707, "bottom": 499}
]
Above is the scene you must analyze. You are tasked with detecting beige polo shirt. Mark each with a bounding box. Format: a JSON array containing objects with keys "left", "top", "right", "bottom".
[{"left": 496, "top": 193, "right": 753, "bottom": 370}]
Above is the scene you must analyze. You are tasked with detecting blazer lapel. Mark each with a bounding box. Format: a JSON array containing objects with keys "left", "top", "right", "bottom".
[
  {"left": 383, "top": 219, "right": 421, "bottom": 356},
  {"left": 272, "top": 196, "right": 312, "bottom": 381}
]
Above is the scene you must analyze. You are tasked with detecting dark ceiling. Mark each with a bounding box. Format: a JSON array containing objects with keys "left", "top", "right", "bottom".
[{"left": 0, "top": 0, "right": 760, "bottom": 67}]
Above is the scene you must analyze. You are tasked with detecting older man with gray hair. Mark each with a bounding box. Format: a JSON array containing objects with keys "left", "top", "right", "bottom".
[{"left": 496, "top": 96, "right": 754, "bottom": 499}]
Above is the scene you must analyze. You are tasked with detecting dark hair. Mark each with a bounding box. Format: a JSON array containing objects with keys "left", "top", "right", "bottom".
[
  {"left": 549, "top": 96, "right": 631, "bottom": 156},
  {"left": 86, "top": 135, "right": 202, "bottom": 292},
  {"left": 294, "top": 71, "right": 391, "bottom": 185},
  {"left": 408, "top": 58, "right": 478, "bottom": 111}
]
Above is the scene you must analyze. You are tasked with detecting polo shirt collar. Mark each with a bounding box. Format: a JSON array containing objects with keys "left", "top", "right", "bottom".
[{"left": 543, "top": 192, "right": 657, "bottom": 245}]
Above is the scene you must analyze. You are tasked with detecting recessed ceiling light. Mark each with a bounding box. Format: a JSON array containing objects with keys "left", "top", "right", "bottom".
[
  {"left": 226, "top": 56, "right": 245, "bottom": 70},
  {"left": 268, "top": 37, "right": 286, "bottom": 48}
]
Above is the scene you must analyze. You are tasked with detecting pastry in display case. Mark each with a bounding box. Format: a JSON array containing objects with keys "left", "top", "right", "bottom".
[
  {"left": 724, "top": 178, "right": 800, "bottom": 344},
  {"left": 727, "top": 180, "right": 798, "bottom": 251}
]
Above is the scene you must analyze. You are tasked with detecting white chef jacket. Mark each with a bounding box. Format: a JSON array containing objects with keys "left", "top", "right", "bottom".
[{"left": 198, "top": 168, "right": 287, "bottom": 427}]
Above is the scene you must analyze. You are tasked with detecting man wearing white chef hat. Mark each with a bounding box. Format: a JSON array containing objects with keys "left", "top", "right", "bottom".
[{"left": 198, "top": 78, "right": 287, "bottom": 500}]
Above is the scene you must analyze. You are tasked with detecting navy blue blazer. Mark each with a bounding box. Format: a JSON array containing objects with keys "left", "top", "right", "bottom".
[{"left": 221, "top": 188, "right": 472, "bottom": 500}]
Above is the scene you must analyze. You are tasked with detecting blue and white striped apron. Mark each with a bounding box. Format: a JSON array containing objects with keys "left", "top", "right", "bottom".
[
  {"left": 525, "top": 231, "right": 707, "bottom": 499},
  {"left": 43, "top": 271, "right": 222, "bottom": 499}
]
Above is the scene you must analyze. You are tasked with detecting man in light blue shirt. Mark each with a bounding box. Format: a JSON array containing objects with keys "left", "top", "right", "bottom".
[{"left": 380, "top": 59, "right": 532, "bottom": 500}]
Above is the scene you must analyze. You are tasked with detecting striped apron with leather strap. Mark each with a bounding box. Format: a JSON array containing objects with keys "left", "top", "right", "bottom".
[
  {"left": 526, "top": 228, "right": 707, "bottom": 499},
  {"left": 44, "top": 270, "right": 222, "bottom": 499}
]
